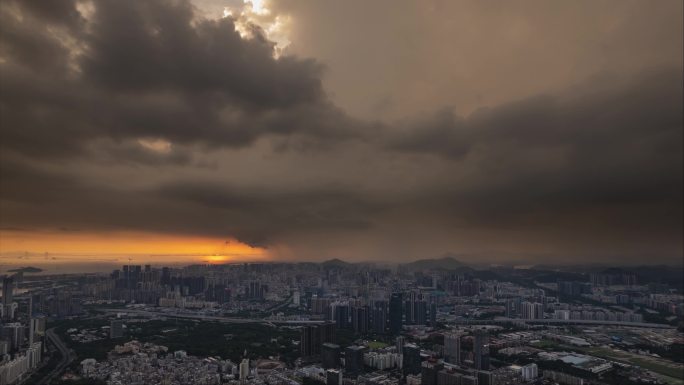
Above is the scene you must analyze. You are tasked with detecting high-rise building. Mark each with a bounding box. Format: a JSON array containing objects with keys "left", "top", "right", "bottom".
[
  {"left": 333, "top": 304, "right": 349, "bottom": 329},
  {"left": 300, "top": 325, "right": 320, "bottom": 357},
  {"left": 29, "top": 317, "right": 46, "bottom": 345},
  {"left": 404, "top": 292, "right": 418, "bottom": 324},
  {"left": 473, "top": 329, "right": 490, "bottom": 371},
  {"left": 421, "top": 360, "right": 444, "bottom": 385},
  {"left": 2, "top": 276, "right": 14, "bottom": 309},
  {"left": 161, "top": 267, "right": 171, "bottom": 285},
  {"left": 27, "top": 342, "right": 42, "bottom": 369},
  {"left": 372, "top": 300, "right": 388, "bottom": 334},
  {"left": 311, "top": 296, "right": 332, "bottom": 314},
  {"left": 0, "top": 323, "right": 24, "bottom": 351},
  {"left": 321, "top": 343, "right": 340, "bottom": 369},
  {"left": 389, "top": 292, "right": 403, "bottom": 335},
  {"left": 319, "top": 321, "right": 336, "bottom": 344},
  {"left": 521, "top": 302, "right": 534, "bottom": 319},
  {"left": 521, "top": 363, "right": 538, "bottom": 381},
  {"left": 247, "top": 281, "right": 267, "bottom": 299},
  {"left": 345, "top": 345, "right": 366, "bottom": 376},
  {"left": 521, "top": 302, "right": 544, "bottom": 320},
  {"left": 437, "top": 369, "right": 460, "bottom": 385},
  {"left": 429, "top": 302, "right": 437, "bottom": 326},
  {"left": 239, "top": 358, "right": 250, "bottom": 384},
  {"left": 443, "top": 333, "right": 461, "bottom": 364},
  {"left": 414, "top": 300, "right": 428, "bottom": 325},
  {"left": 0, "top": 302, "right": 17, "bottom": 321},
  {"left": 505, "top": 298, "right": 522, "bottom": 318},
  {"left": 352, "top": 306, "right": 369, "bottom": 335},
  {"left": 477, "top": 370, "right": 493, "bottom": 385},
  {"left": 396, "top": 336, "right": 405, "bottom": 354},
  {"left": 300, "top": 322, "right": 336, "bottom": 357},
  {"left": 326, "top": 369, "right": 342, "bottom": 385},
  {"left": 403, "top": 344, "right": 422, "bottom": 375}
]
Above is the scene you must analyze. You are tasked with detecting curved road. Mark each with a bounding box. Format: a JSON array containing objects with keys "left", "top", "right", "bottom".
[{"left": 34, "top": 328, "right": 75, "bottom": 385}]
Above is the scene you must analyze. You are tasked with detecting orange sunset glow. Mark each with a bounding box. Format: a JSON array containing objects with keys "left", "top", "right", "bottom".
[{"left": 0, "top": 230, "right": 267, "bottom": 265}]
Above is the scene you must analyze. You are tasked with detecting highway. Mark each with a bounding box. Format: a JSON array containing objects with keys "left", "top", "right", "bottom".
[
  {"left": 100, "top": 308, "right": 326, "bottom": 324},
  {"left": 448, "top": 317, "right": 674, "bottom": 329},
  {"left": 105, "top": 308, "right": 674, "bottom": 329},
  {"left": 265, "top": 295, "right": 294, "bottom": 313},
  {"left": 34, "top": 328, "right": 76, "bottom": 385}
]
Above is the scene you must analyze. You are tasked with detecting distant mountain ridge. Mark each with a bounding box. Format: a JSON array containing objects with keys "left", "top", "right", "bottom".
[
  {"left": 7, "top": 266, "right": 43, "bottom": 273},
  {"left": 403, "top": 256, "right": 469, "bottom": 270},
  {"left": 321, "top": 258, "right": 352, "bottom": 267}
]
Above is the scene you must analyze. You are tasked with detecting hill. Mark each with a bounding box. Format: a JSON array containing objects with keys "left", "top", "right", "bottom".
[
  {"left": 7, "top": 266, "right": 43, "bottom": 274},
  {"left": 321, "top": 258, "right": 352, "bottom": 268},
  {"left": 403, "top": 256, "right": 468, "bottom": 270}
]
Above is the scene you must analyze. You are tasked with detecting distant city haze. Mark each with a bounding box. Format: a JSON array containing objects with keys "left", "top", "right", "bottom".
[{"left": 0, "top": 0, "right": 682, "bottom": 266}]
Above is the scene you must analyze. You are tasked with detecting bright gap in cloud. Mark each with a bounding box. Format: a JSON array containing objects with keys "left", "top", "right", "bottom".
[
  {"left": 221, "top": 0, "right": 290, "bottom": 58},
  {"left": 138, "top": 138, "right": 172, "bottom": 153}
]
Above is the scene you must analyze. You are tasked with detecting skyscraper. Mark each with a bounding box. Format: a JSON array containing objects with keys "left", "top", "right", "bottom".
[
  {"left": 321, "top": 343, "right": 340, "bottom": 369},
  {"left": 444, "top": 333, "right": 461, "bottom": 364},
  {"left": 405, "top": 291, "right": 417, "bottom": 324},
  {"left": 396, "top": 336, "right": 405, "bottom": 354},
  {"left": 326, "top": 369, "right": 342, "bottom": 385},
  {"left": 403, "top": 344, "right": 422, "bottom": 375},
  {"left": 372, "top": 300, "right": 388, "bottom": 334},
  {"left": 319, "top": 321, "right": 337, "bottom": 344},
  {"left": 477, "top": 370, "right": 493, "bottom": 385},
  {"left": 300, "top": 325, "right": 320, "bottom": 357},
  {"left": 2, "top": 276, "right": 14, "bottom": 308},
  {"left": 389, "top": 292, "right": 403, "bottom": 335},
  {"left": 421, "top": 359, "right": 444, "bottom": 385},
  {"left": 473, "top": 329, "right": 490, "bottom": 371},
  {"left": 333, "top": 304, "right": 349, "bottom": 329},
  {"left": 429, "top": 302, "right": 437, "bottom": 326},
  {"left": 345, "top": 345, "right": 366, "bottom": 376},
  {"left": 352, "top": 306, "right": 369, "bottom": 335},
  {"left": 414, "top": 300, "right": 427, "bottom": 325},
  {"left": 300, "top": 322, "right": 336, "bottom": 357}
]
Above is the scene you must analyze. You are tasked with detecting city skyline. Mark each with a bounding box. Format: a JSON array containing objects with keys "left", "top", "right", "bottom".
[
  {"left": 1, "top": 0, "right": 683, "bottom": 266},
  {"left": 1, "top": 259, "right": 682, "bottom": 384}
]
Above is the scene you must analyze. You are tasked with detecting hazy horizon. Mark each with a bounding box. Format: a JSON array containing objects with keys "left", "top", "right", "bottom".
[{"left": 2, "top": 254, "right": 682, "bottom": 277}]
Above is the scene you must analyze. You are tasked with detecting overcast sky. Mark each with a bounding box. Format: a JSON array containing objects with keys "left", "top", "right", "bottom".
[{"left": 0, "top": 0, "right": 682, "bottom": 265}]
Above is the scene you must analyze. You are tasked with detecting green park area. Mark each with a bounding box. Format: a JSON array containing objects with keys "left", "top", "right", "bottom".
[
  {"left": 367, "top": 341, "right": 389, "bottom": 349},
  {"left": 53, "top": 318, "right": 301, "bottom": 366},
  {"left": 527, "top": 338, "right": 683, "bottom": 385},
  {"left": 529, "top": 339, "right": 562, "bottom": 350},
  {"left": 582, "top": 346, "right": 684, "bottom": 385}
]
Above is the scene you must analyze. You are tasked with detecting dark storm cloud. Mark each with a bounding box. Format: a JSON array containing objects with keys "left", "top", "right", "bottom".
[
  {"left": 0, "top": 0, "right": 682, "bottom": 263},
  {"left": 0, "top": 164, "right": 380, "bottom": 247},
  {"left": 156, "top": 182, "right": 382, "bottom": 245},
  {"left": 20, "top": 0, "right": 85, "bottom": 31},
  {"left": 81, "top": 1, "right": 323, "bottom": 107},
  {"left": 392, "top": 70, "right": 682, "bottom": 159},
  {"left": 0, "top": 0, "right": 357, "bottom": 161},
  {"left": 388, "top": 69, "right": 682, "bottom": 245}
]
